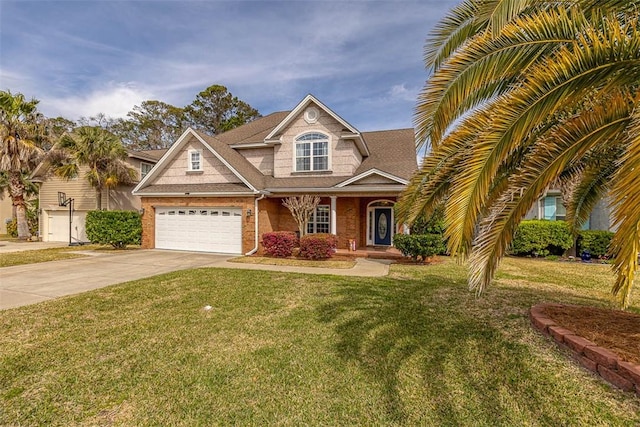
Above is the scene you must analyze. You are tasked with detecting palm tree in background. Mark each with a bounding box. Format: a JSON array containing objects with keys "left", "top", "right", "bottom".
[
  {"left": 53, "top": 126, "right": 136, "bottom": 210},
  {"left": 0, "top": 90, "right": 47, "bottom": 239},
  {"left": 396, "top": 0, "right": 640, "bottom": 307}
]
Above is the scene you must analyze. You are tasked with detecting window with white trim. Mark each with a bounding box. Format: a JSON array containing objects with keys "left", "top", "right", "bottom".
[
  {"left": 539, "top": 195, "right": 566, "bottom": 221},
  {"left": 140, "top": 162, "right": 153, "bottom": 178},
  {"left": 188, "top": 149, "right": 202, "bottom": 171},
  {"left": 295, "top": 133, "right": 328, "bottom": 172},
  {"left": 307, "top": 205, "right": 330, "bottom": 234}
]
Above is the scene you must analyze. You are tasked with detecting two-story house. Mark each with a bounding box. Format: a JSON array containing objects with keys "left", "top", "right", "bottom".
[
  {"left": 132, "top": 95, "right": 418, "bottom": 254},
  {"left": 32, "top": 149, "right": 166, "bottom": 243}
]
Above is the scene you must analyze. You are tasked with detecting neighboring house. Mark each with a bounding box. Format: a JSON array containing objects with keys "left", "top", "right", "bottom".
[
  {"left": 31, "top": 149, "right": 166, "bottom": 243},
  {"left": 524, "top": 189, "right": 614, "bottom": 231},
  {"left": 132, "top": 95, "right": 417, "bottom": 254}
]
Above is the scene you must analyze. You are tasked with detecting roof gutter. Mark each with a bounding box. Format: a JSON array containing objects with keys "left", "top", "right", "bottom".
[{"left": 245, "top": 193, "right": 266, "bottom": 255}]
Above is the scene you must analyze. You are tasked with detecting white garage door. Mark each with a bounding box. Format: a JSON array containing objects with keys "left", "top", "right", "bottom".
[
  {"left": 155, "top": 207, "right": 243, "bottom": 254},
  {"left": 46, "top": 210, "right": 87, "bottom": 243}
]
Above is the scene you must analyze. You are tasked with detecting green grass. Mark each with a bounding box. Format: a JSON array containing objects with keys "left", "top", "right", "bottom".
[
  {"left": 0, "top": 245, "right": 141, "bottom": 268},
  {"left": 228, "top": 255, "right": 356, "bottom": 269},
  {"left": 1, "top": 257, "right": 638, "bottom": 425},
  {"left": 0, "top": 247, "right": 90, "bottom": 267}
]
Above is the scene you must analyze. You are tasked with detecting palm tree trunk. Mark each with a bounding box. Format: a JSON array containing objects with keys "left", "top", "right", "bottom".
[
  {"left": 8, "top": 171, "right": 30, "bottom": 239},
  {"left": 96, "top": 189, "right": 102, "bottom": 210}
]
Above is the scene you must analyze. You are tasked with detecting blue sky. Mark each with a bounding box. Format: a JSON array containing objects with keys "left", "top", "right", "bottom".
[{"left": 1, "top": 1, "right": 459, "bottom": 131}]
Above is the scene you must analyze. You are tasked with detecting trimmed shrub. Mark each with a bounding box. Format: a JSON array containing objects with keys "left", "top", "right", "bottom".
[
  {"left": 511, "top": 220, "right": 572, "bottom": 257},
  {"left": 262, "top": 231, "right": 299, "bottom": 258},
  {"left": 577, "top": 230, "right": 614, "bottom": 258},
  {"left": 393, "top": 233, "right": 446, "bottom": 262},
  {"left": 408, "top": 205, "right": 446, "bottom": 235},
  {"left": 85, "top": 210, "right": 141, "bottom": 249},
  {"left": 299, "top": 233, "right": 337, "bottom": 260}
]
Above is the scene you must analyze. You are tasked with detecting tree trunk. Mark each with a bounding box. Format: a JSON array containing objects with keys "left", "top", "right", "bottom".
[
  {"left": 8, "top": 171, "right": 30, "bottom": 240},
  {"left": 96, "top": 189, "right": 102, "bottom": 210}
]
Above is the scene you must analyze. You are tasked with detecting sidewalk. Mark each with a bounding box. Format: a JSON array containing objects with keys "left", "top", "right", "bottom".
[{"left": 222, "top": 257, "right": 392, "bottom": 277}]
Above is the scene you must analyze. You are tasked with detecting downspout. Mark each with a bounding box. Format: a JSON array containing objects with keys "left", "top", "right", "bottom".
[{"left": 245, "top": 193, "right": 266, "bottom": 255}]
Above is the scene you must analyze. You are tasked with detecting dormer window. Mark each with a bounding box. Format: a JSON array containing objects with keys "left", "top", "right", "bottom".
[
  {"left": 188, "top": 149, "right": 202, "bottom": 171},
  {"left": 295, "top": 133, "right": 329, "bottom": 172}
]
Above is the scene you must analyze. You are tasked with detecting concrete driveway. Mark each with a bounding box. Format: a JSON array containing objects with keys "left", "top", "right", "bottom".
[{"left": 0, "top": 250, "right": 232, "bottom": 310}]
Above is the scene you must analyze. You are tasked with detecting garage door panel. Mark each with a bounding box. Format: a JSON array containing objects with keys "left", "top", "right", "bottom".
[
  {"left": 46, "top": 211, "right": 88, "bottom": 243},
  {"left": 155, "top": 207, "right": 242, "bottom": 254}
]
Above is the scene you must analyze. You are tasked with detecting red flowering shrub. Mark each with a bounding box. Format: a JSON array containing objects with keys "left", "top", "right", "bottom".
[
  {"left": 299, "top": 233, "right": 337, "bottom": 259},
  {"left": 262, "top": 232, "right": 299, "bottom": 257}
]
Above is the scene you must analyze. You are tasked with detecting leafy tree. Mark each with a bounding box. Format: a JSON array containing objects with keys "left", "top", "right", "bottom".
[
  {"left": 184, "top": 84, "right": 260, "bottom": 135},
  {"left": 396, "top": 0, "right": 640, "bottom": 307},
  {"left": 0, "top": 90, "right": 47, "bottom": 239},
  {"left": 112, "top": 100, "right": 186, "bottom": 149},
  {"left": 52, "top": 126, "right": 136, "bottom": 210},
  {"left": 77, "top": 113, "right": 119, "bottom": 131}
]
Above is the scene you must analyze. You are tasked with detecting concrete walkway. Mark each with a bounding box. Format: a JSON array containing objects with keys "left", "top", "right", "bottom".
[{"left": 0, "top": 249, "right": 391, "bottom": 310}]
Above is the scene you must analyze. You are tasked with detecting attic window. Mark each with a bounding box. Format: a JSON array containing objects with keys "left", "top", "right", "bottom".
[
  {"left": 188, "top": 149, "right": 202, "bottom": 171},
  {"left": 295, "top": 133, "right": 329, "bottom": 172}
]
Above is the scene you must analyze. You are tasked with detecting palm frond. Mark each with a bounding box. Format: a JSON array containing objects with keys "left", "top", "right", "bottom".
[{"left": 468, "top": 92, "right": 633, "bottom": 293}]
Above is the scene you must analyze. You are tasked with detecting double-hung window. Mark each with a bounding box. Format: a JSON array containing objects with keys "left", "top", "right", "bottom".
[
  {"left": 307, "top": 205, "right": 330, "bottom": 234},
  {"left": 295, "top": 133, "right": 328, "bottom": 172},
  {"left": 188, "top": 149, "right": 202, "bottom": 171},
  {"left": 140, "top": 162, "right": 153, "bottom": 178},
  {"left": 540, "top": 195, "right": 566, "bottom": 221}
]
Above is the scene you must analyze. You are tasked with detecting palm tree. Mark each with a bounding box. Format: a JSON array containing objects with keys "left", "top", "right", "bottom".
[
  {"left": 0, "top": 90, "right": 47, "bottom": 239},
  {"left": 53, "top": 126, "right": 136, "bottom": 210},
  {"left": 397, "top": 0, "right": 640, "bottom": 308}
]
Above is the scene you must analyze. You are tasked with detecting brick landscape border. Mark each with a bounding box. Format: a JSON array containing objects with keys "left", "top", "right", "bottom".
[{"left": 530, "top": 303, "right": 640, "bottom": 395}]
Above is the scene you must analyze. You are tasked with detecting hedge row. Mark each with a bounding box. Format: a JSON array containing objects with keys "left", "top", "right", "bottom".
[
  {"left": 576, "top": 230, "right": 614, "bottom": 258},
  {"left": 86, "top": 210, "right": 141, "bottom": 248},
  {"left": 511, "top": 220, "right": 613, "bottom": 258}
]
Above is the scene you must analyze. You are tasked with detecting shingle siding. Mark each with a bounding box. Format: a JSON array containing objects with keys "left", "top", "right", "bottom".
[{"left": 154, "top": 138, "right": 242, "bottom": 185}]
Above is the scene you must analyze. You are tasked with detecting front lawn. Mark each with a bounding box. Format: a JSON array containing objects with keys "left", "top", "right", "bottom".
[
  {"left": 0, "top": 245, "right": 140, "bottom": 268},
  {"left": 1, "top": 258, "right": 638, "bottom": 425}
]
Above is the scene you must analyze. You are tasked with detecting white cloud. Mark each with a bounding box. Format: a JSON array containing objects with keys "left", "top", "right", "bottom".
[
  {"left": 389, "top": 84, "right": 420, "bottom": 102},
  {"left": 43, "top": 83, "right": 152, "bottom": 120}
]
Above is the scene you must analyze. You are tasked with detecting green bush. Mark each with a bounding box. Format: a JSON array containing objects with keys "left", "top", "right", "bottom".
[
  {"left": 85, "top": 210, "right": 141, "bottom": 249},
  {"left": 408, "top": 205, "right": 446, "bottom": 235},
  {"left": 393, "top": 233, "right": 446, "bottom": 262},
  {"left": 511, "top": 220, "right": 573, "bottom": 257},
  {"left": 299, "top": 233, "right": 337, "bottom": 259},
  {"left": 577, "top": 230, "right": 614, "bottom": 258}
]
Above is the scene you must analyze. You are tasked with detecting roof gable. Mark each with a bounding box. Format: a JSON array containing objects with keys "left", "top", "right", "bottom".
[
  {"left": 133, "top": 128, "right": 262, "bottom": 195},
  {"left": 335, "top": 169, "right": 409, "bottom": 188},
  {"left": 264, "top": 94, "right": 369, "bottom": 156}
]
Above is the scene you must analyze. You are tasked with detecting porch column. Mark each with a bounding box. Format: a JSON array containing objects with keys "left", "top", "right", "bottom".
[{"left": 330, "top": 196, "right": 337, "bottom": 235}]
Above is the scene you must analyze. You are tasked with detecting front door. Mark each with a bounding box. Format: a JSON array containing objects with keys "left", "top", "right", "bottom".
[{"left": 374, "top": 207, "right": 392, "bottom": 245}]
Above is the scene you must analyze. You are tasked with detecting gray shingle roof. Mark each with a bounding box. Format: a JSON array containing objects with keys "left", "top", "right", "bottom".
[
  {"left": 357, "top": 128, "right": 417, "bottom": 180},
  {"left": 215, "top": 112, "right": 290, "bottom": 146}
]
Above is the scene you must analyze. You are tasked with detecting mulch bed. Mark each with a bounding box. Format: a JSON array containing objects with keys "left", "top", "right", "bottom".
[{"left": 543, "top": 305, "right": 640, "bottom": 365}]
